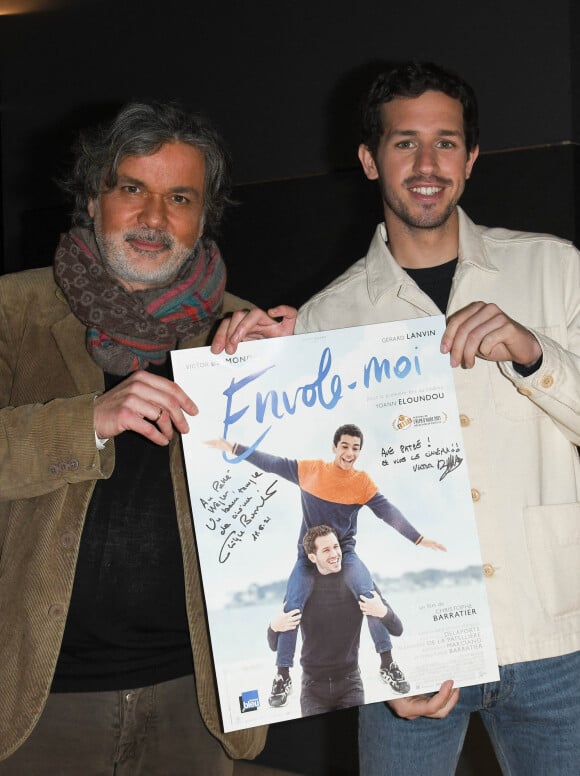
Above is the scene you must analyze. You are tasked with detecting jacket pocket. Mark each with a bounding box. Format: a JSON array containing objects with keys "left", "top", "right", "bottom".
[{"left": 525, "top": 502, "right": 580, "bottom": 618}]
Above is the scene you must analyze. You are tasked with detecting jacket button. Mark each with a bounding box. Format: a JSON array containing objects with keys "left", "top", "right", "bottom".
[
  {"left": 471, "top": 488, "right": 481, "bottom": 502},
  {"left": 48, "top": 604, "right": 66, "bottom": 620},
  {"left": 68, "top": 459, "right": 80, "bottom": 471},
  {"left": 60, "top": 532, "right": 76, "bottom": 549},
  {"left": 459, "top": 414, "right": 470, "bottom": 427},
  {"left": 540, "top": 375, "right": 554, "bottom": 389},
  {"left": 483, "top": 563, "right": 495, "bottom": 578},
  {"left": 517, "top": 386, "right": 533, "bottom": 397},
  {"left": 48, "top": 465, "right": 59, "bottom": 476}
]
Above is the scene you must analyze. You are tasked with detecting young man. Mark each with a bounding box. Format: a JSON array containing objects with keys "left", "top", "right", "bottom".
[
  {"left": 214, "top": 62, "right": 580, "bottom": 775},
  {"left": 268, "top": 525, "right": 404, "bottom": 716},
  {"left": 0, "top": 102, "right": 265, "bottom": 773},
  {"left": 207, "top": 425, "right": 444, "bottom": 706}
]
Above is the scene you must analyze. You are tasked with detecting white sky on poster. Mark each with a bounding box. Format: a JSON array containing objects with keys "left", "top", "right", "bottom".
[{"left": 172, "top": 317, "right": 483, "bottom": 608}]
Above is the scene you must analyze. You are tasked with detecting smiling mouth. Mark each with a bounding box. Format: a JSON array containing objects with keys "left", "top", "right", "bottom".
[
  {"left": 126, "top": 231, "right": 172, "bottom": 253},
  {"left": 409, "top": 185, "right": 443, "bottom": 196}
]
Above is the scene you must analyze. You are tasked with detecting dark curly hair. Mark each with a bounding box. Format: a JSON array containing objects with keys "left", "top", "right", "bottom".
[
  {"left": 360, "top": 61, "right": 479, "bottom": 157},
  {"left": 61, "top": 101, "right": 233, "bottom": 236},
  {"left": 333, "top": 423, "right": 363, "bottom": 448},
  {"left": 302, "top": 525, "right": 338, "bottom": 556}
]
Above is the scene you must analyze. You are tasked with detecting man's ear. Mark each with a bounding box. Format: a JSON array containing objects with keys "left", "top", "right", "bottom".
[
  {"left": 87, "top": 199, "right": 96, "bottom": 219},
  {"left": 358, "top": 144, "right": 379, "bottom": 181},
  {"left": 465, "top": 145, "right": 479, "bottom": 180},
  {"left": 307, "top": 552, "right": 317, "bottom": 565}
]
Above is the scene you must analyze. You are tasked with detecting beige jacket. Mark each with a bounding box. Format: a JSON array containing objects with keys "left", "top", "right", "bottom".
[
  {"left": 0, "top": 267, "right": 266, "bottom": 761},
  {"left": 297, "top": 208, "right": 580, "bottom": 667}
]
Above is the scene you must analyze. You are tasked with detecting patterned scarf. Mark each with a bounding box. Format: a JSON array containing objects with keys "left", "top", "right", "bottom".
[{"left": 54, "top": 226, "right": 226, "bottom": 375}]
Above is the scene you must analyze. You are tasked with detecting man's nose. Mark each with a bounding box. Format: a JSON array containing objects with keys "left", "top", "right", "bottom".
[
  {"left": 138, "top": 193, "right": 167, "bottom": 228},
  {"left": 413, "top": 145, "right": 437, "bottom": 175}
]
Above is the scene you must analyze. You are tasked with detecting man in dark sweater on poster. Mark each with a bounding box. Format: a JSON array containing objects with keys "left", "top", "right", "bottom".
[{"left": 267, "top": 525, "right": 404, "bottom": 716}]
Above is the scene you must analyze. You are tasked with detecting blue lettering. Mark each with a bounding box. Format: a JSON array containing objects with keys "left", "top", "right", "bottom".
[
  {"left": 363, "top": 352, "right": 422, "bottom": 387},
  {"left": 219, "top": 346, "right": 424, "bottom": 466},
  {"left": 220, "top": 349, "right": 343, "bottom": 463},
  {"left": 394, "top": 356, "right": 411, "bottom": 378},
  {"left": 222, "top": 365, "right": 275, "bottom": 460},
  {"left": 364, "top": 356, "right": 390, "bottom": 386}
]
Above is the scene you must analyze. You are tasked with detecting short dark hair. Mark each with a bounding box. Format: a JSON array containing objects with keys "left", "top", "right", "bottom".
[
  {"left": 303, "top": 525, "right": 338, "bottom": 556},
  {"left": 360, "top": 61, "right": 479, "bottom": 158},
  {"left": 61, "top": 101, "right": 233, "bottom": 235},
  {"left": 333, "top": 423, "right": 363, "bottom": 448}
]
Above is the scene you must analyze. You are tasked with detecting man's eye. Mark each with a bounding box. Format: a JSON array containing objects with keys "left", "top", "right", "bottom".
[
  {"left": 396, "top": 141, "right": 415, "bottom": 149},
  {"left": 121, "top": 185, "right": 140, "bottom": 194},
  {"left": 437, "top": 140, "right": 456, "bottom": 149},
  {"left": 170, "top": 194, "right": 190, "bottom": 205}
]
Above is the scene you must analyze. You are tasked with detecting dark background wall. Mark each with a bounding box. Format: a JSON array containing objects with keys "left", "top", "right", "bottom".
[
  {"left": 1, "top": 1, "right": 578, "bottom": 773},
  {"left": 1, "top": 0, "right": 579, "bottom": 282}
]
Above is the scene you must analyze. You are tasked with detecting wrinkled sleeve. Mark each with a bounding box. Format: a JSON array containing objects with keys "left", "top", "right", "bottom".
[
  {"left": 498, "top": 247, "right": 580, "bottom": 445},
  {"left": 0, "top": 283, "right": 113, "bottom": 502},
  {"left": 0, "top": 396, "right": 113, "bottom": 502}
]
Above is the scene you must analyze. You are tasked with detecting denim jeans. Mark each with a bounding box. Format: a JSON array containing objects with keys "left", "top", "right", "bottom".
[
  {"left": 359, "top": 650, "right": 580, "bottom": 776},
  {"left": 301, "top": 668, "right": 364, "bottom": 716},
  {"left": 276, "top": 550, "right": 393, "bottom": 667}
]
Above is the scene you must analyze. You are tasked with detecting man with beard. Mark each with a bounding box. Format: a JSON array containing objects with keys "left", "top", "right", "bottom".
[
  {"left": 213, "top": 62, "right": 580, "bottom": 775},
  {"left": 0, "top": 102, "right": 270, "bottom": 773}
]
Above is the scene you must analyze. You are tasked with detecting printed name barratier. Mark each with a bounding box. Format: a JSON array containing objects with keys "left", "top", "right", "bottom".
[{"left": 433, "top": 605, "right": 477, "bottom": 622}]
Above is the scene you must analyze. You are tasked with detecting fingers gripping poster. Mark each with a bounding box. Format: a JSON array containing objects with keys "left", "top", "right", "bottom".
[{"left": 171, "top": 317, "right": 498, "bottom": 732}]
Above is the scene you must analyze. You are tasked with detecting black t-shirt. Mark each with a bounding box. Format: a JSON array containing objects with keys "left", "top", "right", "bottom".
[
  {"left": 52, "top": 361, "right": 193, "bottom": 692},
  {"left": 404, "top": 258, "right": 458, "bottom": 313}
]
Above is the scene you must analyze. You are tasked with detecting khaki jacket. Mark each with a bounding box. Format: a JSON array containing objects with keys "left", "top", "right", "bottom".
[
  {"left": 0, "top": 267, "right": 266, "bottom": 761},
  {"left": 297, "top": 208, "right": 580, "bottom": 667}
]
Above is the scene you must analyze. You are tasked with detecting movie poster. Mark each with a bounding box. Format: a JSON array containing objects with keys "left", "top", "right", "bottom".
[{"left": 171, "top": 316, "right": 498, "bottom": 732}]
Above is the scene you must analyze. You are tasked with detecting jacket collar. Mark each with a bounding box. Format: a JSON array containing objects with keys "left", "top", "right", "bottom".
[
  {"left": 366, "top": 206, "right": 499, "bottom": 309},
  {"left": 457, "top": 207, "right": 499, "bottom": 272}
]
